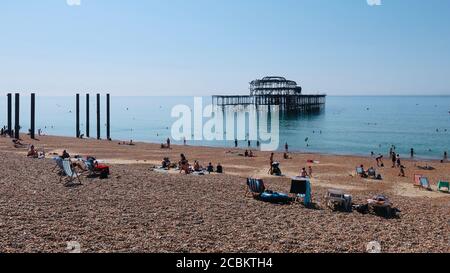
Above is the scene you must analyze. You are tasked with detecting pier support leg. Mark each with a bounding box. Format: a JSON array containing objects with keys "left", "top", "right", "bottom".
[
  {"left": 30, "top": 93, "right": 35, "bottom": 139},
  {"left": 106, "top": 94, "right": 110, "bottom": 140},
  {"left": 14, "top": 93, "right": 20, "bottom": 139},
  {"left": 7, "top": 94, "right": 12, "bottom": 137},
  {"left": 96, "top": 93, "right": 100, "bottom": 140},
  {"left": 76, "top": 94, "right": 80, "bottom": 138},
  {"left": 86, "top": 94, "right": 90, "bottom": 138}
]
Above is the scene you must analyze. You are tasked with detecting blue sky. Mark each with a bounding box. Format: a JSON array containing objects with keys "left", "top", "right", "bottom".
[{"left": 0, "top": 0, "right": 449, "bottom": 96}]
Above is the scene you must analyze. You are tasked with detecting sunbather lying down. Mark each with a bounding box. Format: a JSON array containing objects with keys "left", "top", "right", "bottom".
[{"left": 13, "top": 139, "right": 28, "bottom": 148}]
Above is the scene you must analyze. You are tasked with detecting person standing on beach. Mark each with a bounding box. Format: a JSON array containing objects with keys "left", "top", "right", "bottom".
[
  {"left": 444, "top": 151, "right": 448, "bottom": 161},
  {"left": 391, "top": 152, "right": 397, "bottom": 168},
  {"left": 396, "top": 154, "right": 401, "bottom": 168},
  {"left": 235, "top": 139, "right": 238, "bottom": 148},
  {"left": 248, "top": 140, "right": 251, "bottom": 147},
  {"left": 183, "top": 137, "right": 187, "bottom": 146},
  {"left": 268, "top": 153, "right": 274, "bottom": 174},
  {"left": 166, "top": 138, "right": 171, "bottom": 149},
  {"left": 411, "top": 148, "right": 414, "bottom": 158},
  {"left": 285, "top": 142, "right": 289, "bottom": 153}
]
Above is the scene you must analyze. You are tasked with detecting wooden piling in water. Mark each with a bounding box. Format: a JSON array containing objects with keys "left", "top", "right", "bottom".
[
  {"left": 30, "top": 93, "right": 35, "bottom": 139},
  {"left": 86, "top": 94, "right": 90, "bottom": 138},
  {"left": 14, "top": 93, "right": 20, "bottom": 139},
  {"left": 106, "top": 93, "right": 110, "bottom": 140},
  {"left": 7, "top": 94, "right": 12, "bottom": 137},
  {"left": 76, "top": 94, "right": 80, "bottom": 138},
  {"left": 96, "top": 93, "right": 100, "bottom": 140}
]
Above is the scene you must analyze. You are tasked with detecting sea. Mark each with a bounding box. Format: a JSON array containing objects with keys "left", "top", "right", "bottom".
[{"left": 1, "top": 95, "right": 449, "bottom": 160}]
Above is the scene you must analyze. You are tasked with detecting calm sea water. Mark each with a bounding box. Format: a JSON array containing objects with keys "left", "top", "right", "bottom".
[{"left": 1, "top": 96, "right": 449, "bottom": 159}]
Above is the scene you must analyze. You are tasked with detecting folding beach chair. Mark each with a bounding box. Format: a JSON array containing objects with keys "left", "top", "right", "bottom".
[
  {"left": 413, "top": 174, "right": 423, "bottom": 187},
  {"left": 60, "top": 159, "right": 82, "bottom": 186},
  {"left": 245, "top": 178, "right": 266, "bottom": 197},
  {"left": 438, "top": 181, "right": 450, "bottom": 193},
  {"left": 52, "top": 157, "right": 64, "bottom": 174},
  {"left": 419, "top": 177, "right": 432, "bottom": 191},
  {"left": 290, "top": 177, "right": 311, "bottom": 206}
]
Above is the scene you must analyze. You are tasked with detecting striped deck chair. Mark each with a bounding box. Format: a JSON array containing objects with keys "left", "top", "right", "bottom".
[
  {"left": 438, "top": 181, "right": 450, "bottom": 193},
  {"left": 61, "top": 159, "right": 82, "bottom": 186},
  {"left": 52, "top": 157, "right": 64, "bottom": 174},
  {"left": 419, "top": 177, "right": 432, "bottom": 191},
  {"left": 245, "top": 178, "right": 266, "bottom": 197},
  {"left": 413, "top": 174, "right": 423, "bottom": 187}
]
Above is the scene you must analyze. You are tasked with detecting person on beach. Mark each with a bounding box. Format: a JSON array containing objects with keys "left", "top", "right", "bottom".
[
  {"left": 376, "top": 154, "right": 384, "bottom": 167},
  {"left": 257, "top": 141, "right": 260, "bottom": 148},
  {"left": 235, "top": 139, "right": 238, "bottom": 148},
  {"left": 285, "top": 142, "right": 289, "bottom": 153},
  {"left": 300, "top": 168, "right": 308, "bottom": 178},
  {"left": 183, "top": 137, "right": 187, "bottom": 146},
  {"left": 248, "top": 140, "right": 251, "bottom": 147},
  {"left": 193, "top": 161, "right": 202, "bottom": 172},
  {"left": 411, "top": 148, "right": 415, "bottom": 158},
  {"left": 179, "top": 154, "right": 190, "bottom": 174},
  {"left": 161, "top": 157, "right": 171, "bottom": 169},
  {"left": 283, "top": 152, "right": 291, "bottom": 160},
  {"left": 62, "top": 150, "right": 70, "bottom": 159},
  {"left": 396, "top": 154, "right": 401, "bottom": 168},
  {"left": 268, "top": 153, "right": 274, "bottom": 174},
  {"left": 444, "top": 151, "right": 448, "bottom": 161},
  {"left": 166, "top": 138, "right": 171, "bottom": 149},
  {"left": 399, "top": 165, "right": 406, "bottom": 177},
  {"left": 391, "top": 152, "right": 397, "bottom": 168},
  {"left": 244, "top": 150, "right": 249, "bottom": 157},
  {"left": 358, "top": 165, "right": 368, "bottom": 178},
  {"left": 27, "top": 145, "right": 38, "bottom": 158},
  {"left": 207, "top": 163, "right": 214, "bottom": 174},
  {"left": 216, "top": 163, "right": 223, "bottom": 174}
]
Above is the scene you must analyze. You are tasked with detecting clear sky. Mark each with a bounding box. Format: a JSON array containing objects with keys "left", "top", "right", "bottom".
[{"left": 1, "top": 0, "right": 449, "bottom": 96}]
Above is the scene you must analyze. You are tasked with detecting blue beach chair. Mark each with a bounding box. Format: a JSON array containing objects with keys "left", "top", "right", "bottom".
[
  {"left": 290, "top": 177, "right": 312, "bottom": 206},
  {"left": 245, "top": 178, "right": 266, "bottom": 197}
]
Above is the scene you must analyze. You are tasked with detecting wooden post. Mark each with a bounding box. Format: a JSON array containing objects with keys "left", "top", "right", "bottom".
[
  {"left": 30, "top": 93, "right": 35, "bottom": 139},
  {"left": 86, "top": 94, "right": 90, "bottom": 138},
  {"left": 96, "top": 93, "right": 100, "bottom": 140},
  {"left": 76, "top": 94, "right": 80, "bottom": 138},
  {"left": 7, "top": 94, "right": 12, "bottom": 137},
  {"left": 106, "top": 93, "right": 110, "bottom": 140},
  {"left": 14, "top": 93, "right": 20, "bottom": 139}
]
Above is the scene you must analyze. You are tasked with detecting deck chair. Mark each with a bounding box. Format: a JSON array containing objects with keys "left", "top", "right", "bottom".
[
  {"left": 413, "top": 174, "right": 423, "bottom": 187},
  {"left": 419, "top": 177, "right": 432, "bottom": 191},
  {"left": 52, "top": 157, "right": 64, "bottom": 174},
  {"left": 437, "top": 181, "right": 450, "bottom": 193},
  {"left": 290, "top": 177, "right": 311, "bottom": 205},
  {"left": 245, "top": 178, "right": 266, "bottom": 197},
  {"left": 60, "top": 159, "right": 82, "bottom": 186}
]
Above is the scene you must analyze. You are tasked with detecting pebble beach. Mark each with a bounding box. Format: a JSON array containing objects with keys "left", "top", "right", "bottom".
[{"left": 0, "top": 135, "right": 449, "bottom": 253}]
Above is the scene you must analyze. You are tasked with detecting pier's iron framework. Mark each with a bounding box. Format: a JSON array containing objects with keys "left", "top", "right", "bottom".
[{"left": 213, "top": 76, "right": 326, "bottom": 111}]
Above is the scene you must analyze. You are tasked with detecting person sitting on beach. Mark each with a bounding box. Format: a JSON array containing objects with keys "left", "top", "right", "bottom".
[
  {"left": 62, "top": 150, "right": 70, "bottom": 159},
  {"left": 161, "top": 157, "right": 171, "bottom": 169},
  {"left": 244, "top": 150, "right": 249, "bottom": 157},
  {"left": 27, "top": 145, "right": 38, "bottom": 158},
  {"left": 179, "top": 154, "right": 190, "bottom": 174},
  {"left": 367, "top": 167, "right": 376, "bottom": 178},
  {"left": 358, "top": 165, "right": 368, "bottom": 178},
  {"left": 300, "top": 167, "right": 308, "bottom": 178},
  {"left": 207, "top": 162, "right": 214, "bottom": 174},
  {"left": 216, "top": 163, "right": 223, "bottom": 174},
  {"left": 193, "top": 160, "right": 202, "bottom": 172},
  {"left": 283, "top": 152, "right": 292, "bottom": 160},
  {"left": 249, "top": 150, "right": 254, "bottom": 158}
]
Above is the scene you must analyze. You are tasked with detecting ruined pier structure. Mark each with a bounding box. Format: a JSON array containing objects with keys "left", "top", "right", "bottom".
[{"left": 212, "top": 76, "right": 326, "bottom": 111}]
